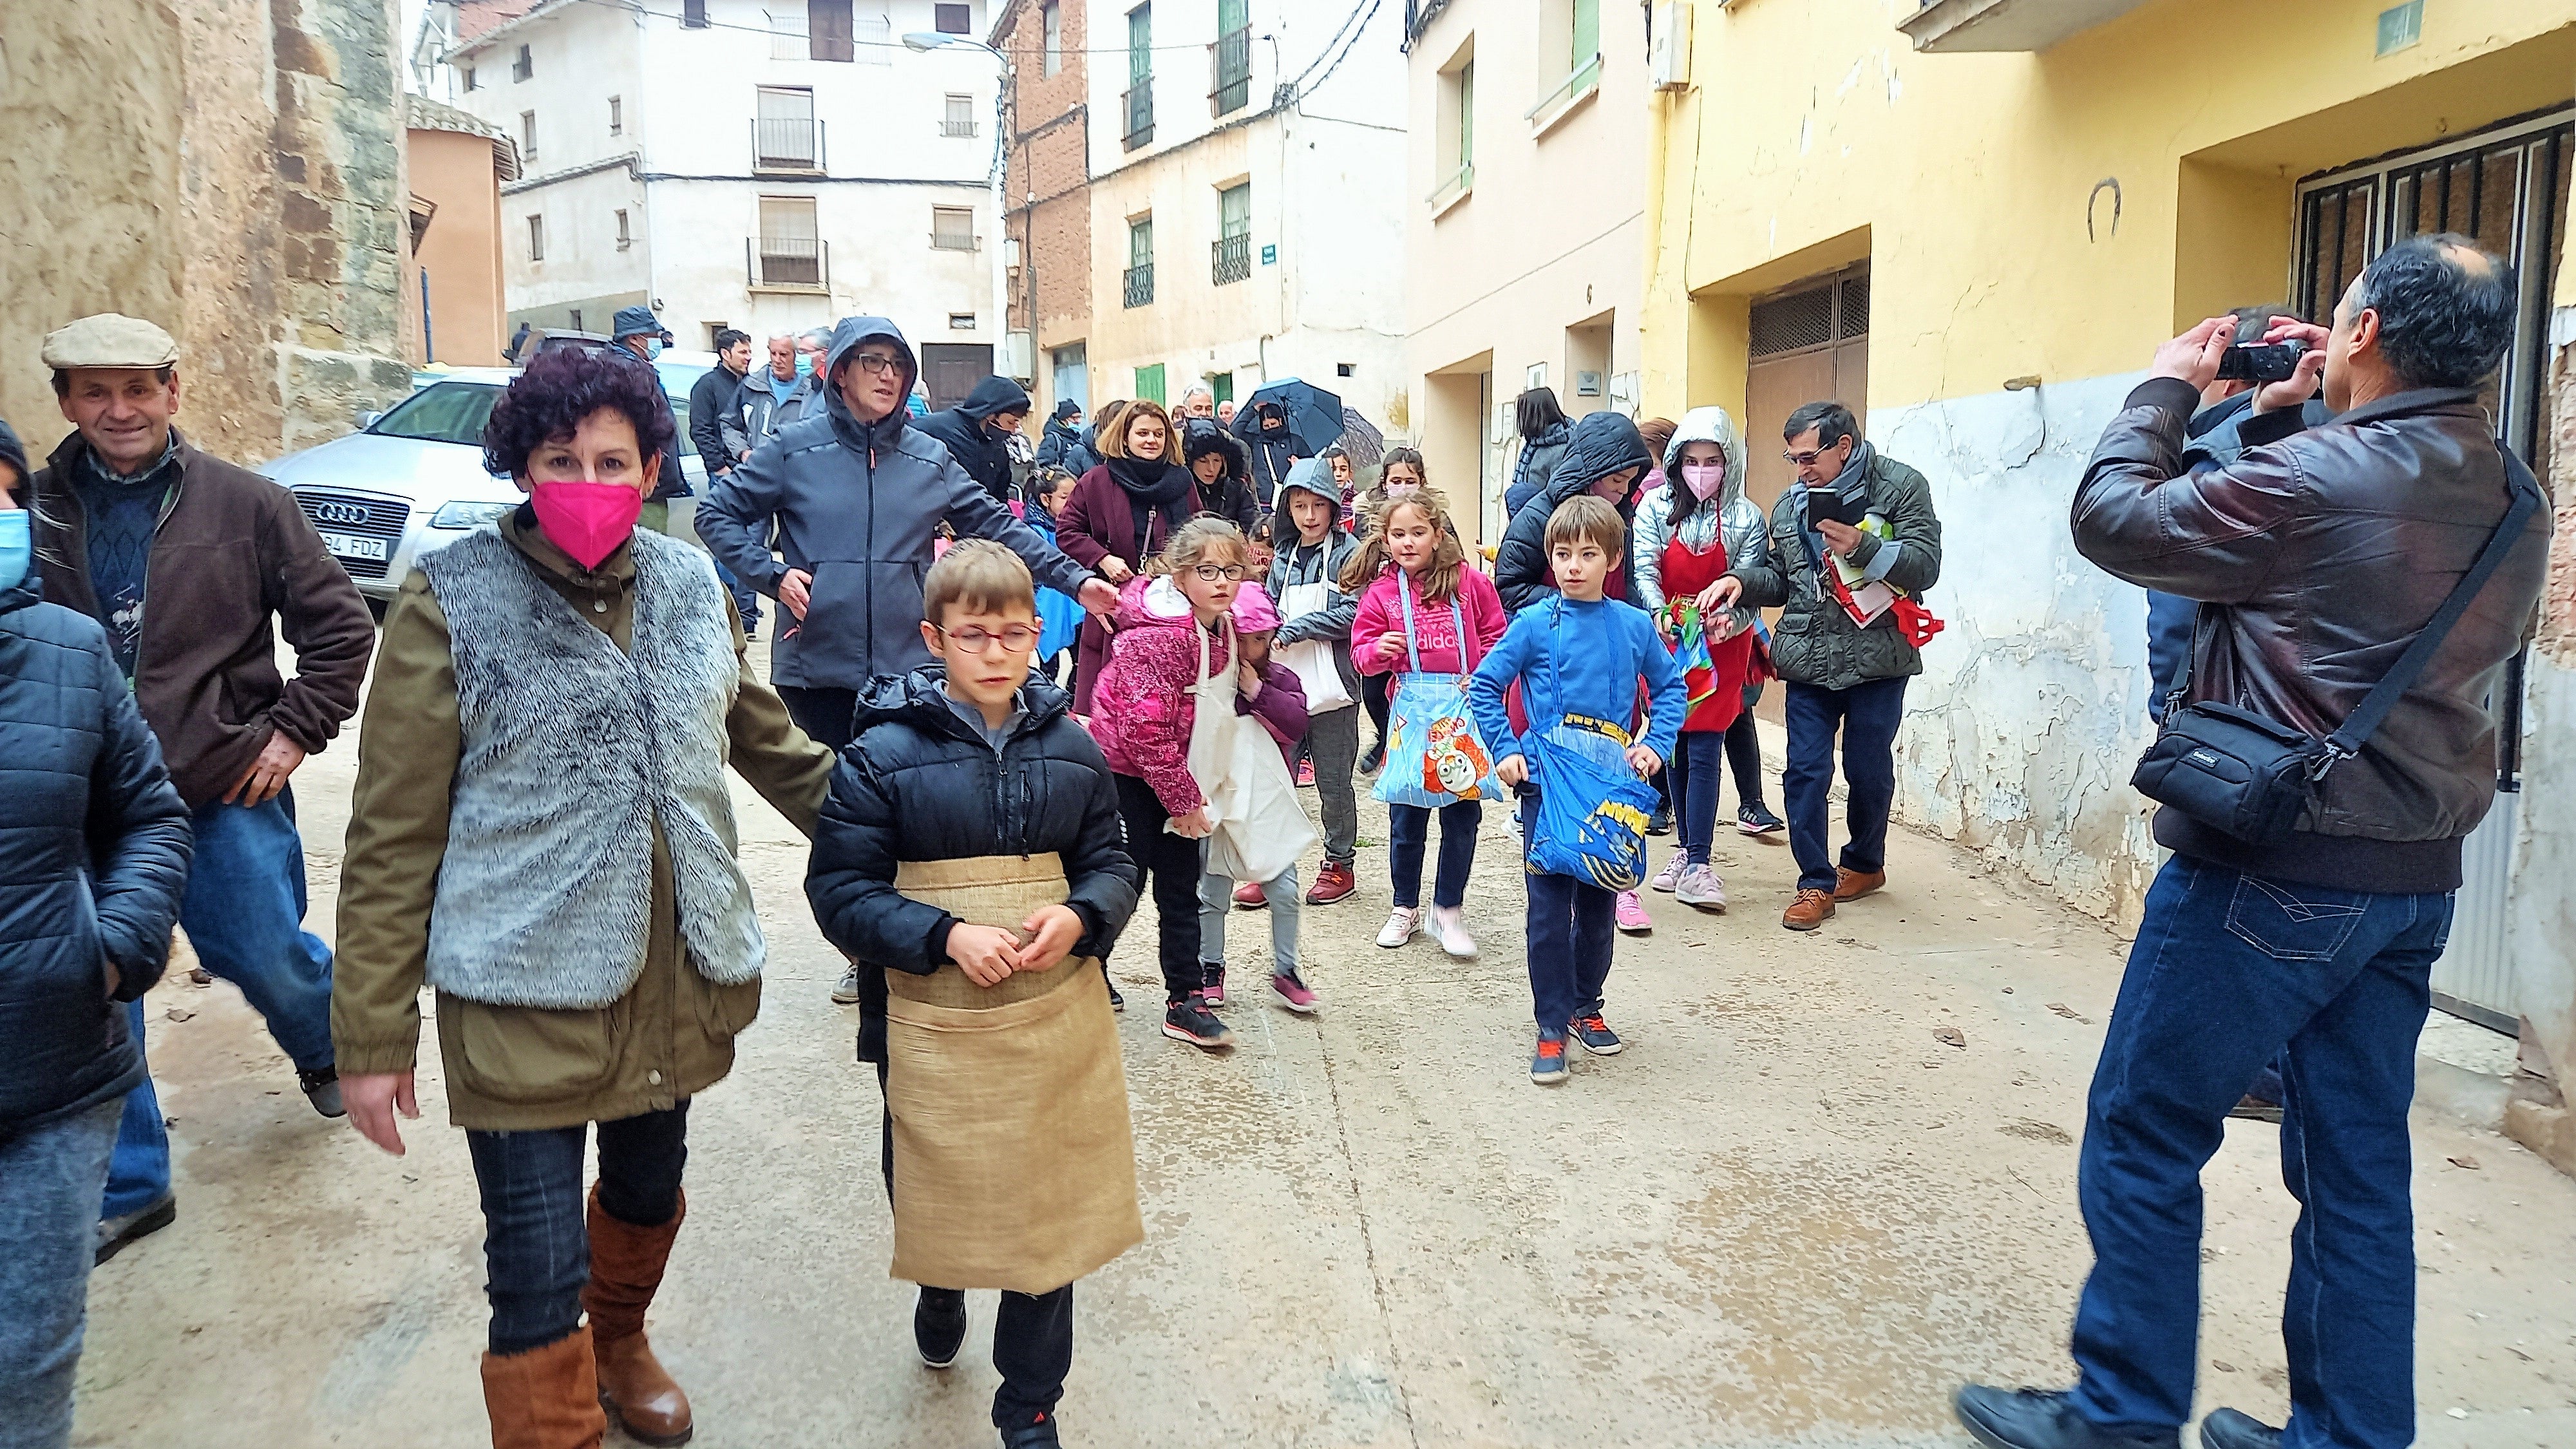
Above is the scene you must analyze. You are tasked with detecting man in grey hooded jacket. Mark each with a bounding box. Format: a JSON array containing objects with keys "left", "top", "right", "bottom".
[{"left": 697, "top": 316, "right": 1114, "bottom": 752}]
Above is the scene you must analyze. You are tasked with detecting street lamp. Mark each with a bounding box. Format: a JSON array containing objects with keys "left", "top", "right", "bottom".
[{"left": 903, "top": 32, "right": 1016, "bottom": 386}]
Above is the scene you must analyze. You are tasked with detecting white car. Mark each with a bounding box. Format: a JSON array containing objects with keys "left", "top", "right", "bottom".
[{"left": 264, "top": 359, "right": 715, "bottom": 607}]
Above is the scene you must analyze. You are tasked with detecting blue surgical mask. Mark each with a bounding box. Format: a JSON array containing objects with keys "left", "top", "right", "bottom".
[
  {"left": 0, "top": 509, "right": 30, "bottom": 592},
  {"left": 795, "top": 353, "right": 814, "bottom": 379},
  {"left": 643, "top": 337, "right": 665, "bottom": 361}
]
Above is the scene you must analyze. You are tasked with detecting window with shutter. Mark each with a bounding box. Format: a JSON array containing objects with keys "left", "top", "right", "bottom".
[
  {"left": 935, "top": 3, "right": 971, "bottom": 34},
  {"left": 810, "top": 0, "right": 855, "bottom": 61}
]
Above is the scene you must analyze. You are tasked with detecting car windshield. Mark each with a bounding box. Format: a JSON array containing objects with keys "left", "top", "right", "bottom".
[
  {"left": 372, "top": 381, "right": 503, "bottom": 446},
  {"left": 656, "top": 363, "right": 710, "bottom": 459}
]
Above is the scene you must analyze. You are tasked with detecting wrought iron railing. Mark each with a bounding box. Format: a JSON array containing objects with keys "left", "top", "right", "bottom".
[
  {"left": 1122, "top": 262, "right": 1155, "bottom": 308},
  {"left": 1211, "top": 233, "right": 1251, "bottom": 286},
  {"left": 1122, "top": 83, "right": 1154, "bottom": 150},
  {"left": 1211, "top": 26, "right": 1251, "bottom": 115}
]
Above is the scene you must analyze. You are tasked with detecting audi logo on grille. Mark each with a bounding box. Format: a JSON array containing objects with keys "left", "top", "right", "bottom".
[{"left": 310, "top": 502, "right": 374, "bottom": 526}]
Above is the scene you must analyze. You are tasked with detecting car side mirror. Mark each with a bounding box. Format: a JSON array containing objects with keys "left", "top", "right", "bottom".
[{"left": 357, "top": 410, "right": 384, "bottom": 430}]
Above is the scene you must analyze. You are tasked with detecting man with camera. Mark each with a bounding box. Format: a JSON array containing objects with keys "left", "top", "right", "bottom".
[{"left": 1953, "top": 234, "right": 2548, "bottom": 1449}]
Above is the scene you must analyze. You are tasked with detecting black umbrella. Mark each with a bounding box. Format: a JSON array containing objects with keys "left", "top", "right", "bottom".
[
  {"left": 1244, "top": 377, "right": 1343, "bottom": 455},
  {"left": 1334, "top": 406, "right": 1386, "bottom": 468}
]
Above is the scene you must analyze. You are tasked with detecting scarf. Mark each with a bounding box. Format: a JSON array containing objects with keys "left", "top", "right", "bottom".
[{"left": 1107, "top": 454, "right": 1195, "bottom": 563}]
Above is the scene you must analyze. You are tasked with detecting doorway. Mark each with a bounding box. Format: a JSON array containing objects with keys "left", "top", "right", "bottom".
[
  {"left": 918, "top": 342, "right": 994, "bottom": 410},
  {"left": 1051, "top": 343, "right": 1088, "bottom": 413},
  {"left": 1742, "top": 266, "right": 1870, "bottom": 517}
]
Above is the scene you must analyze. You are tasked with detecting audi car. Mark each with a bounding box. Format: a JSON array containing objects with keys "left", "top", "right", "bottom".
[{"left": 263, "top": 359, "right": 714, "bottom": 609}]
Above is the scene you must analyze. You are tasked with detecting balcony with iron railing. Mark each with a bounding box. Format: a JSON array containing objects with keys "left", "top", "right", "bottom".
[
  {"left": 752, "top": 117, "right": 825, "bottom": 173},
  {"left": 1210, "top": 26, "right": 1252, "bottom": 116},
  {"left": 748, "top": 235, "right": 828, "bottom": 291},
  {"left": 1122, "top": 262, "right": 1155, "bottom": 308},
  {"left": 1122, "top": 82, "right": 1155, "bottom": 151},
  {"left": 1210, "top": 232, "right": 1250, "bottom": 287}
]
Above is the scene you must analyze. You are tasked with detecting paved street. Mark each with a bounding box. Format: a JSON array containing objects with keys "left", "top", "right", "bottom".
[{"left": 71, "top": 642, "right": 2576, "bottom": 1449}]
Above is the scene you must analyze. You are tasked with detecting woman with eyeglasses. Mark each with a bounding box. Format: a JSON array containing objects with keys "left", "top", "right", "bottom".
[
  {"left": 330, "top": 347, "right": 838, "bottom": 1447},
  {"left": 1048, "top": 399, "right": 1209, "bottom": 715}
]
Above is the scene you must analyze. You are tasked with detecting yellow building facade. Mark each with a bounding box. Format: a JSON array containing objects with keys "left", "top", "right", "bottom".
[{"left": 1639, "top": 1, "right": 2576, "bottom": 1160}]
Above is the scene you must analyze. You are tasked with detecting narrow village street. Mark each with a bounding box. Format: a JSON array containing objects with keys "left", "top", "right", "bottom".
[{"left": 69, "top": 645, "right": 2576, "bottom": 1449}]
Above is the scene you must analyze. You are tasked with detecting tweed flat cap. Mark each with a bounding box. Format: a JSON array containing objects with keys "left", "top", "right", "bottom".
[{"left": 41, "top": 314, "right": 180, "bottom": 370}]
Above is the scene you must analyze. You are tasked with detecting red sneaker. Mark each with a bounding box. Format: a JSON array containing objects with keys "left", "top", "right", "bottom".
[
  {"left": 1304, "top": 860, "right": 1357, "bottom": 905},
  {"left": 1232, "top": 880, "right": 1267, "bottom": 909}
]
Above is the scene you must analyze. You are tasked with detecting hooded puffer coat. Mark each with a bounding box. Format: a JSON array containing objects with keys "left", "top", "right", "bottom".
[
  {"left": 1493, "top": 412, "right": 1654, "bottom": 614},
  {"left": 697, "top": 318, "right": 1096, "bottom": 692},
  {"left": 914, "top": 374, "right": 1033, "bottom": 506}
]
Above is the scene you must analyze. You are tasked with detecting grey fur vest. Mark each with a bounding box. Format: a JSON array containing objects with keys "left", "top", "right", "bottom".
[{"left": 419, "top": 527, "right": 762, "bottom": 1009}]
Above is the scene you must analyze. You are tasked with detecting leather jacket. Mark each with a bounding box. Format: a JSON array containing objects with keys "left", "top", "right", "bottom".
[{"left": 2072, "top": 378, "right": 2550, "bottom": 890}]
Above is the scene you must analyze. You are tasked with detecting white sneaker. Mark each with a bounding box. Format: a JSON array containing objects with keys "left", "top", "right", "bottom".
[
  {"left": 1676, "top": 864, "right": 1728, "bottom": 912},
  {"left": 1430, "top": 905, "right": 1476, "bottom": 958},
  {"left": 1649, "top": 851, "right": 1685, "bottom": 893},
  {"left": 1376, "top": 907, "right": 1421, "bottom": 949}
]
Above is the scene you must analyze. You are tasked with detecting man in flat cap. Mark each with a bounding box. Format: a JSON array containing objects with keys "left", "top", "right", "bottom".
[{"left": 30, "top": 314, "right": 375, "bottom": 1260}]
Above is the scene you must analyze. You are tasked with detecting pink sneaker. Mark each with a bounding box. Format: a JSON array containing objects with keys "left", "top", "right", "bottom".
[
  {"left": 1272, "top": 969, "right": 1319, "bottom": 1014},
  {"left": 1615, "top": 890, "right": 1651, "bottom": 935},
  {"left": 1649, "top": 852, "right": 1685, "bottom": 893}
]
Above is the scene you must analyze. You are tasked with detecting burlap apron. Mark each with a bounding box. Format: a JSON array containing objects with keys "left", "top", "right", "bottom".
[{"left": 884, "top": 853, "right": 1142, "bottom": 1294}]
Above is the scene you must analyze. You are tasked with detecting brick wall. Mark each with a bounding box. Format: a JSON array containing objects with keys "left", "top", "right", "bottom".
[{"left": 999, "top": 0, "right": 1090, "bottom": 352}]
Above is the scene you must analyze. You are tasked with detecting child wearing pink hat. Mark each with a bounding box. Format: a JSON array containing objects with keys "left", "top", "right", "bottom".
[{"left": 1193, "top": 582, "right": 1322, "bottom": 1014}]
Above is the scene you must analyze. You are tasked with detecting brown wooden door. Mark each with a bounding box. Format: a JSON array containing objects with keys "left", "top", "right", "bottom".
[{"left": 1742, "top": 269, "right": 1870, "bottom": 517}]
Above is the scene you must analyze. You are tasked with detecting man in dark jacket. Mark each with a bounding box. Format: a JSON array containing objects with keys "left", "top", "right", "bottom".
[
  {"left": 609, "top": 305, "right": 692, "bottom": 524},
  {"left": 1232, "top": 399, "right": 1297, "bottom": 508},
  {"left": 0, "top": 451, "right": 193, "bottom": 1444},
  {"left": 690, "top": 328, "right": 764, "bottom": 635},
  {"left": 1955, "top": 236, "right": 2550, "bottom": 1449},
  {"left": 914, "top": 374, "right": 1033, "bottom": 507},
  {"left": 1036, "top": 399, "right": 1083, "bottom": 470},
  {"left": 1712, "top": 400, "right": 1941, "bottom": 933},
  {"left": 1493, "top": 410, "right": 1654, "bottom": 614},
  {"left": 804, "top": 542, "right": 1137, "bottom": 1446},
  {"left": 31, "top": 314, "right": 375, "bottom": 1256}
]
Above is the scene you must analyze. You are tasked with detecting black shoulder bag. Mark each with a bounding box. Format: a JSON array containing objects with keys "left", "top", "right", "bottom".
[{"left": 2132, "top": 451, "right": 2542, "bottom": 845}]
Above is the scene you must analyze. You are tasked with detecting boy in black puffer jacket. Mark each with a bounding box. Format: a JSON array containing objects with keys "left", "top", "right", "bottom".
[{"left": 806, "top": 540, "right": 1139, "bottom": 1449}]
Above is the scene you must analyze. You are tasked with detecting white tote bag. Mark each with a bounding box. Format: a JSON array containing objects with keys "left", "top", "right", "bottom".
[
  {"left": 1180, "top": 621, "right": 1318, "bottom": 884},
  {"left": 1273, "top": 578, "right": 1356, "bottom": 714}
]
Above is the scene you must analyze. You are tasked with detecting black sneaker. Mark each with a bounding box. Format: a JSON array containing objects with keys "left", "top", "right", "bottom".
[
  {"left": 914, "top": 1287, "right": 968, "bottom": 1369},
  {"left": 1738, "top": 804, "right": 1786, "bottom": 838},
  {"left": 1358, "top": 741, "right": 1386, "bottom": 775},
  {"left": 1161, "top": 994, "right": 1234, "bottom": 1050},
  {"left": 1953, "top": 1386, "right": 2179, "bottom": 1449},
  {"left": 298, "top": 1065, "right": 346, "bottom": 1119},
  {"left": 999, "top": 1412, "right": 1063, "bottom": 1449},
  {"left": 1646, "top": 804, "right": 1674, "bottom": 836},
  {"left": 1103, "top": 967, "right": 1124, "bottom": 1012},
  {"left": 2196, "top": 1409, "right": 2281, "bottom": 1449},
  {"left": 95, "top": 1193, "right": 177, "bottom": 1266}
]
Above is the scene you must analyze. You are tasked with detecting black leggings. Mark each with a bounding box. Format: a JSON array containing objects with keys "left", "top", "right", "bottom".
[
  {"left": 1114, "top": 772, "right": 1206, "bottom": 1001},
  {"left": 1362, "top": 671, "right": 1392, "bottom": 752},
  {"left": 1723, "top": 707, "right": 1767, "bottom": 811}
]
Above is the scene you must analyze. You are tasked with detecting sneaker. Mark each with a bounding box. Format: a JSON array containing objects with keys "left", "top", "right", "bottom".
[
  {"left": 95, "top": 1193, "right": 177, "bottom": 1266},
  {"left": 1646, "top": 804, "right": 1674, "bottom": 836},
  {"left": 1202, "top": 965, "right": 1227, "bottom": 1008},
  {"left": 1162, "top": 994, "right": 1235, "bottom": 1050},
  {"left": 1675, "top": 864, "right": 1728, "bottom": 912},
  {"left": 1233, "top": 879, "right": 1268, "bottom": 909},
  {"left": 1649, "top": 852, "right": 1685, "bottom": 893},
  {"left": 914, "top": 1286, "right": 968, "bottom": 1369},
  {"left": 1615, "top": 890, "right": 1651, "bottom": 935},
  {"left": 1106, "top": 977, "right": 1125, "bottom": 1012},
  {"left": 1429, "top": 905, "right": 1475, "bottom": 958},
  {"left": 1358, "top": 741, "right": 1387, "bottom": 775},
  {"left": 1272, "top": 969, "right": 1319, "bottom": 1014},
  {"left": 1296, "top": 758, "right": 1316, "bottom": 788},
  {"left": 1530, "top": 1034, "right": 1569, "bottom": 1085},
  {"left": 1376, "top": 906, "right": 1421, "bottom": 949},
  {"left": 1953, "top": 1385, "right": 2180, "bottom": 1449},
  {"left": 1305, "top": 860, "right": 1357, "bottom": 905},
  {"left": 1567, "top": 1011, "right": 1624, "bottom": 1056},
  {"left": 832, "top": 967, "right": 864, "bottom": 1005},
  {"left": 1738, "top": 804, "right": 1786, "bottom": 838},
  {"left": 999, "top": 1410, "right": 1063, "bottom": 1449},
  {"left": 298, "top": 1065, "right": 346, "bottom": 1119},
  {"left": 1782, "top": 887, "right": 1836, "bottom": 932}
]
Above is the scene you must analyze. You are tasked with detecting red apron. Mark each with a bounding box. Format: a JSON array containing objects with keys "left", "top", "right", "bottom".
[{"left": 1658, "top": 534, "right": 1755, "bottom": 734}]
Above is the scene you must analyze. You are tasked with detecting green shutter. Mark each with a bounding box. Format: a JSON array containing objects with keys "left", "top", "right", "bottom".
[
  {"left": 1217, "top": 0, "right": 1247, "bottom": 36},
  {"left": 1459, "top": 61, "right": 1474, "bottom": 172},
  {"left": 1571, "top": 0, "right": 1598, "bottom": 68},
  {"left": 1210, "top": 372, "right": 1233, "bottom": 405},
  {"left": 1135, "top": 363, "right": 1166, "bottom": 405},
  {"left": 1128, "top": 5, "right": 1151, "bottom": 84}
]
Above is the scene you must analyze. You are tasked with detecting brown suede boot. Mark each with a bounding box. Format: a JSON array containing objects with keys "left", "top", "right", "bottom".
[
  {"left": 1781, "top": 887, "right": 1837, "bottom": 932},
  {"left": 480, "top": 1327, "right": 607, "bottom": 1449},
  {"left": 582, "top": 1186, "right": 694, "bottom": 1447}
]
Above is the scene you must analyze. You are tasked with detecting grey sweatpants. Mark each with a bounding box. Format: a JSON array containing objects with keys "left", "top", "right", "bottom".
[
  {"left": 1199, "top": 864, "right": 1302, "bottom": 976},
  {"left": 0, "top": 1099, "right": 122, "bottom": 1449},
  {"left": 1304, "top": 705, "right": 1362, "bottom": 866}
]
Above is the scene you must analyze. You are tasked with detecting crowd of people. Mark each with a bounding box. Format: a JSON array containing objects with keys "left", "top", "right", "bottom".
[{"left": 0, "top": 231, "right": 2547, "bottom": 1449}]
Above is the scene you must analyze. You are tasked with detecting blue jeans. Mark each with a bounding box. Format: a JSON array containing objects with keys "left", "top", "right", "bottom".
[
  {"left": 466, "top": 1104, "right": 690, "bottom": 1356},
  {"left": 1520, "top": 797, "right": 1616, "bottom": 1033},
  {"left": 0, "top": 1100, "right": 122, "bottom": 1449},
  {"left": 2070, "top": 856, "right": 2451, "bottom": 1448},
  {"left": 1667, "top": 730, "right": 1730, "bottom": 866},
  {"left": 104, "top": 789, "right": 336, "bottom": 1218},
  {"left": 1781, "top": 677, "right": 1906, "bottom": 892},
  {"left": 1387, "top": 800, "right": 1481, "bottom": 909}
]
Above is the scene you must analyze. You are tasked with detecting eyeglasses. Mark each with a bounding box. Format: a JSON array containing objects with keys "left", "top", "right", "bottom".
[
  {"left": 1188, "top": 564, "right": 1249, "bottom": 583},
  {"left": 1783, "top": 446, "right": 1841, "bottom": 467},
  {"left": 936, "top": 623, "right": 1039, "bottom": 654},
  {"left": 849, "top": 354, "right": 905, "bottom": 376}
]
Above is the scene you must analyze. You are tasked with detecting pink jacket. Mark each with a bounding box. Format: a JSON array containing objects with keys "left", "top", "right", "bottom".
[
  {"left": 1091, "top": 575, "right": 1228, "bottom": 817},
  {"left": 1349, "top": 565, "right": 1509, "bottom": 678}
]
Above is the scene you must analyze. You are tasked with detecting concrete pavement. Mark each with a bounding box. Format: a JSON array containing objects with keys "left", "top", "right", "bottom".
[{"left": 72, "top": 645, "right": 2576, "bottom": 1448}]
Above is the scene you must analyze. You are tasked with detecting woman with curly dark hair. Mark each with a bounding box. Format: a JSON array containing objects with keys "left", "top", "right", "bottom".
[{"left": 328, "top": 346, "right": 836, "bottom": 1448}]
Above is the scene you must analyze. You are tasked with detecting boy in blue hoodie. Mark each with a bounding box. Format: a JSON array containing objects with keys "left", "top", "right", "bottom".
[{"left": 1470, "top": 494, "right": 1686, "bottom": 1084}]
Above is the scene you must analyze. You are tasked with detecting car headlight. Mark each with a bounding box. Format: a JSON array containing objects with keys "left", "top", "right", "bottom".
[{"left": 429, "top": 500, "right": 517, "bottom": 530}]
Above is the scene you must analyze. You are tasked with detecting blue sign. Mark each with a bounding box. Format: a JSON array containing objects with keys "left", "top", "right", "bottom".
[{"left": 1261, "top": 244, "right": 1277, "bottom": 266}]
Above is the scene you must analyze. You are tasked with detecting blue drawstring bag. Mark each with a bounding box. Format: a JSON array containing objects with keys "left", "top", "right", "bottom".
[{"left": 1521, "top": 602, "right": 1658, "bottom": 889}]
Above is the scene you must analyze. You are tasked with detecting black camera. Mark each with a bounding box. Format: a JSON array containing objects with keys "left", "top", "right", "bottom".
[{"left": 2215, "top": 340, "right": 2308, "bottom": 383}]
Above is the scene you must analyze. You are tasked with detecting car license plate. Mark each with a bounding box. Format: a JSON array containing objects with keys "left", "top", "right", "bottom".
[{"left": 318, "top": 529, "right": 388, "bottom": 562}]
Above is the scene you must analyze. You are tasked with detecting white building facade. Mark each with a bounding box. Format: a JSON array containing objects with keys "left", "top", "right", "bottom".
[
  {"left": 1075, "top": 0, "right": 1406, "bottom": 431},
  {"left": 447, "top": 0, "right": 1008, "bottom": 403}
]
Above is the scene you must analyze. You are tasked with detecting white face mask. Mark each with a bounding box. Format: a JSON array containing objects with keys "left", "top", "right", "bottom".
[{"left": 1681, "top": 462, "right": 1727, "bottom": 501}]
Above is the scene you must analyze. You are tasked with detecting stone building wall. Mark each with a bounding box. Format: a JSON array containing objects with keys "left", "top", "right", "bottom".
[{"left": 0, "top": 0, "right": 408, "bottom": 466}]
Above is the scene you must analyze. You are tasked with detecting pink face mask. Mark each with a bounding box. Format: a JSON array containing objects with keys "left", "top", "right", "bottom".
[
  {"left": 528, "top": 480, "right": 643, "bottom": 571},
  {"left": 1681, "top": 462, "right": 1727, "bottom": 501}
]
